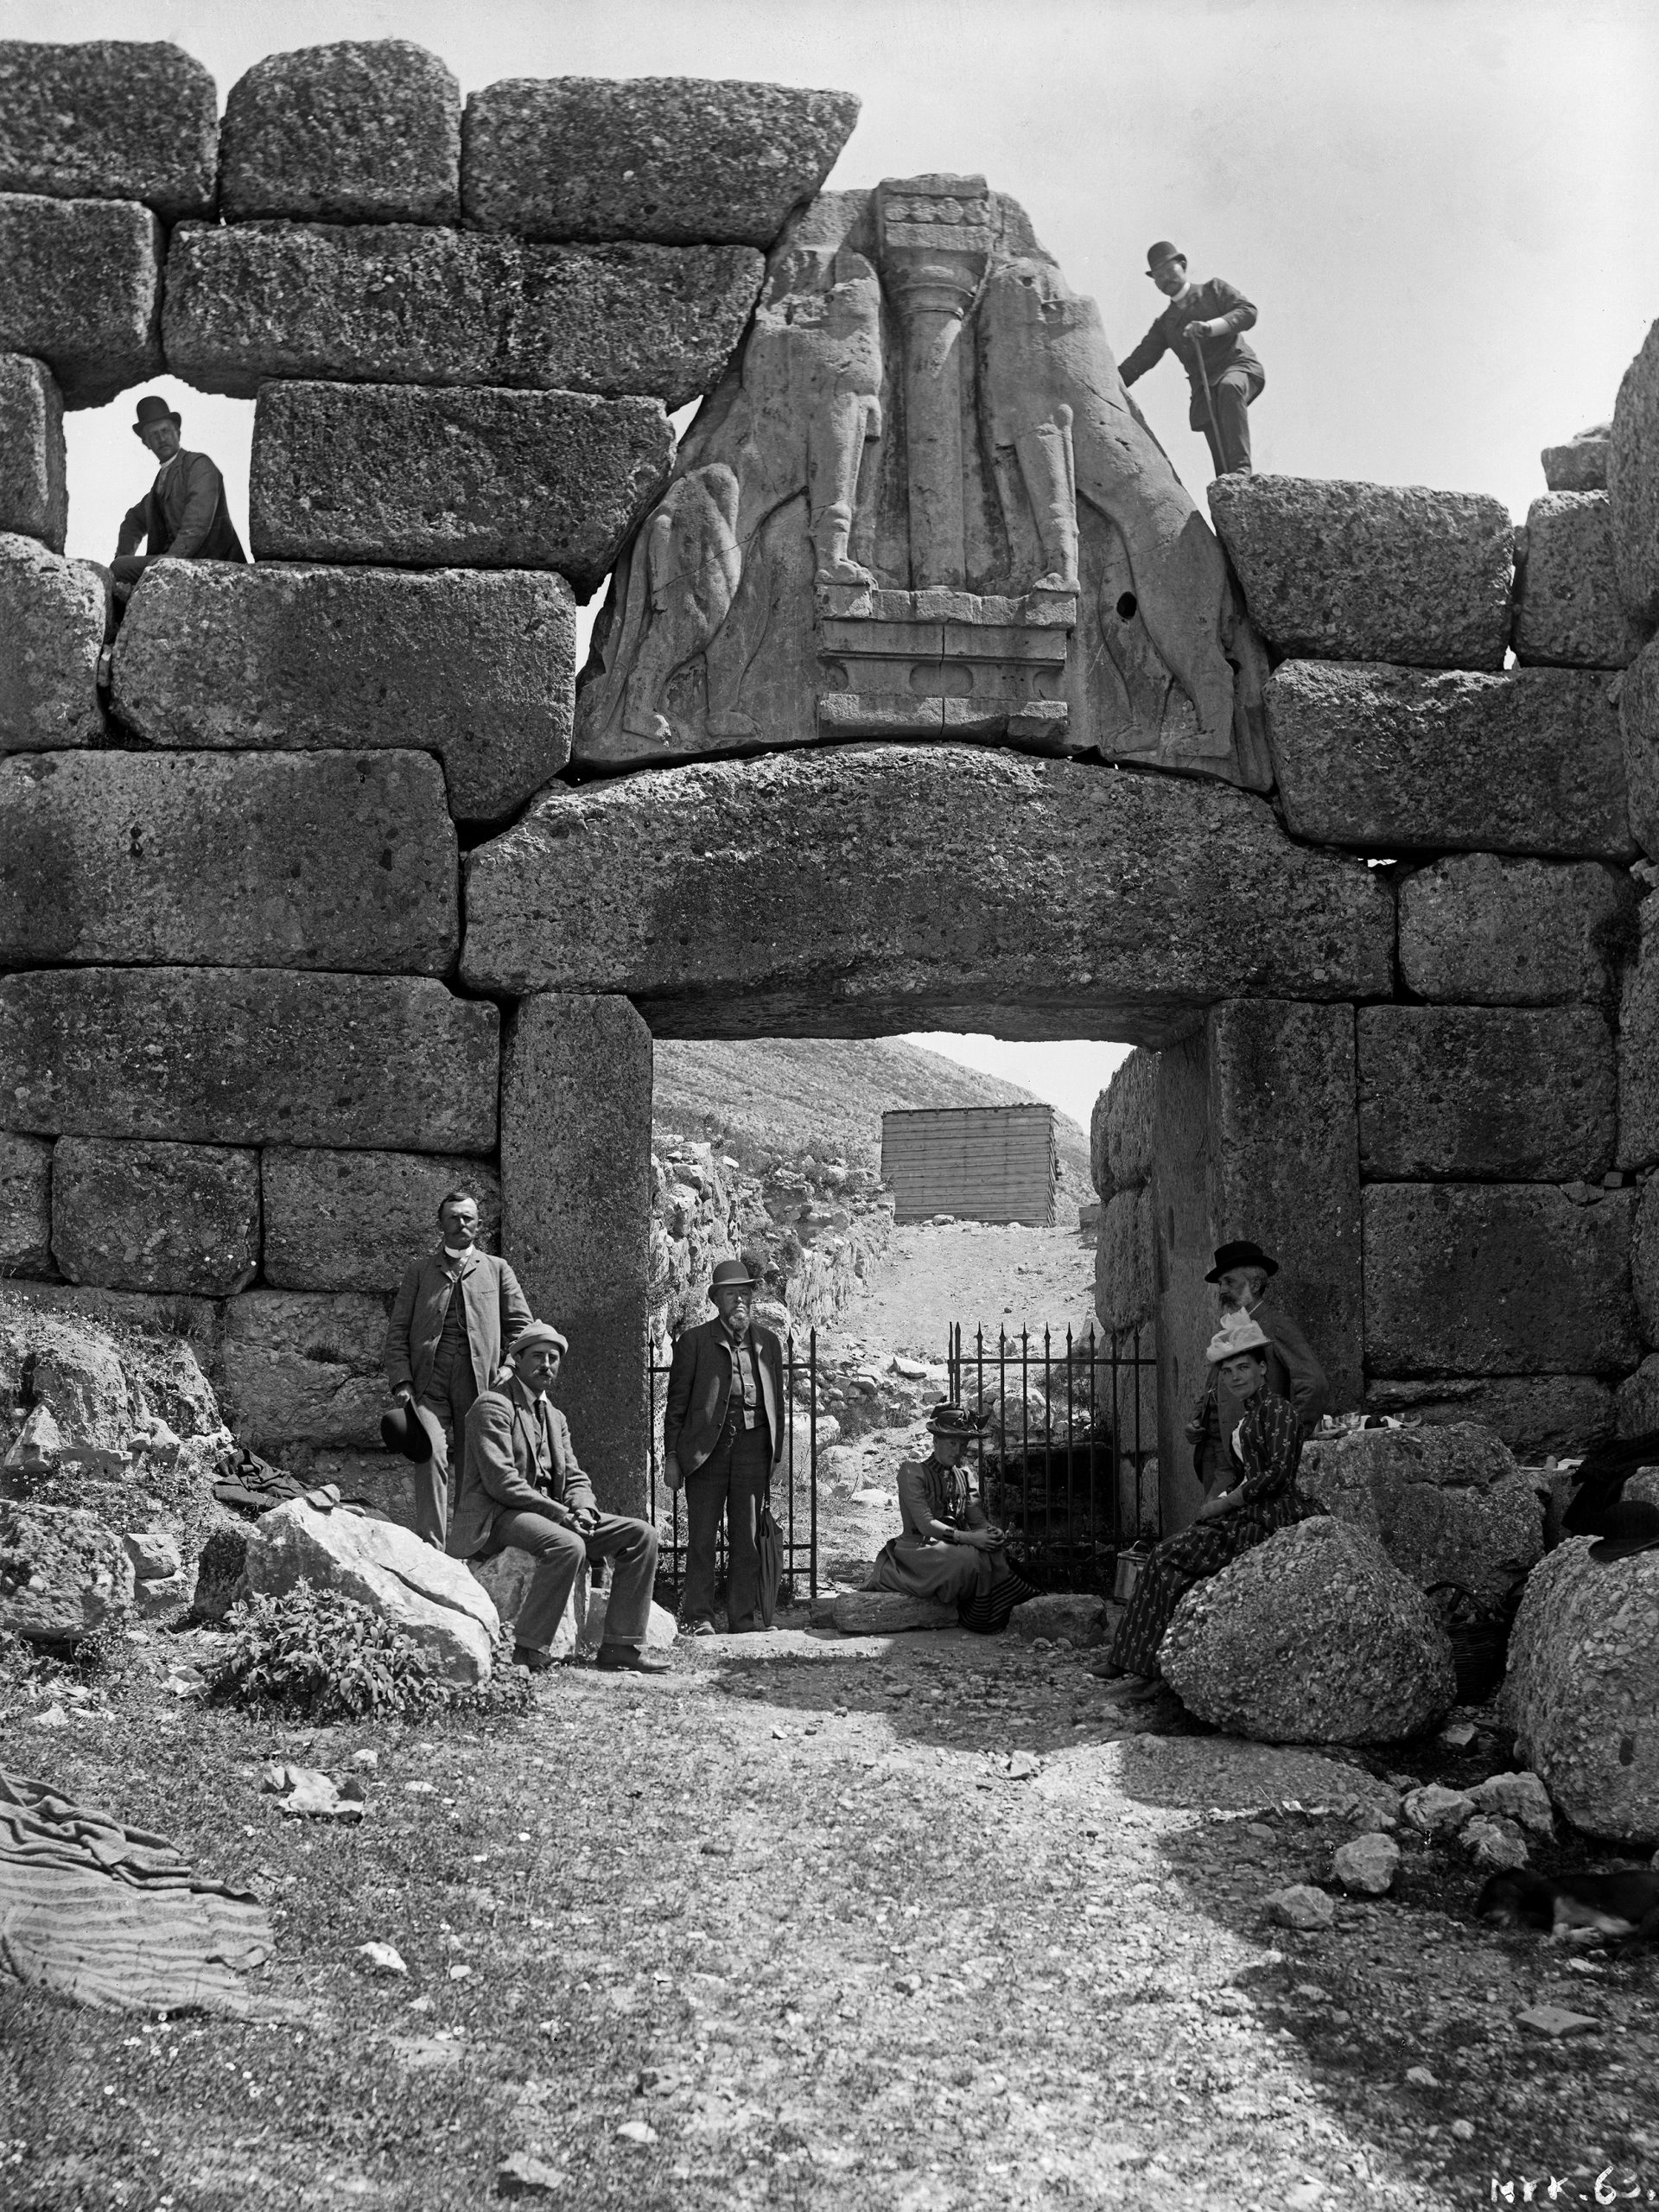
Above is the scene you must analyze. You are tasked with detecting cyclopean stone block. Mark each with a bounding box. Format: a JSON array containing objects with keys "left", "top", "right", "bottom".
[
  {"left": 1363, "top": 1376, "right": 1615, "bottom": 1462},
  {"left": 0, "top": 969, "right": 499, "bottom": 1154},
  {"left": 111, "top": 559, "right": 574, "bottom": 826},
  {"left": 0, "top": 1131, "right": 52, "bottom": 1275},
  {"left": 1102, "top": 1050, "right": 1157, "bottom": 1198},
  {"left": 1513, "top": 493, "right": 1645, "bottom": 669},
  {"left": 1618, "top": 635, "right": 1659, "bottom": 861},
  {"left": 500, "top": 995, "right": 652, "bottom": 1516},
  {"left": 0, "top": 355, "right": 65, "bottom": 551},
  {"left": 1095, "top": 1185, "right": 1154, "bottom": 1332},
  {"left": 0, "top": 749, "right": 457, "bottom": 973},
  {"left": 219, "top": 41, "right": 460, "bottom": 225},
  {"left": 1357, "top": 1007, "right": 1617, "bottom": 1183},
  {"left": 1543, "top": 426, "right": 1610, "bottom": 493},
  {"left": 1610, "top": 319, "right": 1659, "bottom": 630},
  {"left": 51, "top": 1137, "right": 259, "bottom": 1297},
  {"left": 165, "top": 223, "right": 764, "bottom": 410},
  {"left": 249, "top": 381, "right": 672, "bottom": 589},
  {"left": 0, "top": 194, "right": 162, "bottom": 409},
  {"left": 1266, "top": 663, "right": 1634, "bottom": 859},
  {"left": 1631, "top": 1178, "right": 1658, "bottom": 1355},
  {"left": 461, "top": 77, "right": 860, "bottom": 245},
  {"left": 461, "top": 744, "right": 1394, "bottom": 1037},
  {"left": 219, "top": 1289, "right": 391, "bottom": 1452},
  {"left": 0, "top": 41, "right": 217, "bottom": 222},
  {"left": 1364, "top": 1184, "right": 1639, "bottom": 1376},
  {"left": 0, "top": 534, "right": 105, "bottom": 750},
  {"left": 1397, "top": 854, "right": 1636, "bottom": 1006},
  {"left": 262, "top": 1147, "right": 503, "bottom": 1294},
  {"left": 1620, "top": 901, "right": 1659, "bottom": 1172},
  {"left": 1207, "top": 474, "right": 1512, "bottom": 670}
]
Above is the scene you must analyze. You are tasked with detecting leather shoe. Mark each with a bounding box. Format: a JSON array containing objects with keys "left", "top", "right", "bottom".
[
  {"left": 512, "top": 1643, "right": 556, "bottom": 1673},
  {"left": 594, "top": 1643, "right": 672, "bottom": 1675}
]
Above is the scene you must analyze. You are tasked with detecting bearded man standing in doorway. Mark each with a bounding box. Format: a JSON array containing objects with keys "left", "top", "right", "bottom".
[{"left": 1184, "top": 1237, "right": 1328, "bottom": 1497}]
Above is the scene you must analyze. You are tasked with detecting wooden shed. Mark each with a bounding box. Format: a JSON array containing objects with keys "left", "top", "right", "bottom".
[{"left": 880, "top": 1104, "right": 1059, "bottom": 1225}]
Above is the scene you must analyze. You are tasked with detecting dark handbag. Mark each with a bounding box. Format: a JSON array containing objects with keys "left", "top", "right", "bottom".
[{"left": 755, "top": 1491, "right": 783, "bottom": 1628}]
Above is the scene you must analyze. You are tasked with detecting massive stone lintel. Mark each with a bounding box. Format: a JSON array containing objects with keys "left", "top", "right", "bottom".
[
  {"left": 1364, "top": 1184, "right": 1639, "bottom": 1376},
  {"left": 461, "top": 743, "right": 1395, "bottom": 1042},
  {"left": 1209, "top": 474, "right": 1513, "bottom": 670},
  {"left": 1396, "top": 854, "right": 1634, "bottom": 1006},
  {"left": 219, "top": 41, "right": 460, "bottom": 225},
  {"left": 262, "top": 1147, "right": 503, "bottom": 1295},
  {"left": 0, "top": 194, "right": 162, "bottom": 409},
  {"left": 0, "top": 355, "right": 65, "bottom": 551},
  {"left": 0, "top": 749, "right": 458, "bottom": 973},
  {"left": 0, "top": 41, "right": 218, "bottom": 222},
  {"left": 165, "top": 224, "right": 763, "bottom": 410},
  {"left": 111, "top": 559, "right": 574, "bottom": 825},
  {"left": 249, "top": 380, "right": 672, "bottom": 588},
  {"left": 0, "top": 969, "right": 498, "bottom": 1153},
  {"left": 461, "top": 77, "right": 861, "bottom": 245},
  {"left": 1356, "top": 1006, "right": 1617, "bottom": 1181},
  {"left": 500, "top": 995, "right": 652, "bottom": 1516},
  {"left": 1, "top": 533, "right": 105, "bottom": 749},
  {"left": 1267, "top": 662, "right": 1634, "bottom": 859},
  {"left": 1610, "top": 319, "right": 1659, "bottom": 629},
  {"left": 52, "top": 1137, "right": 259, "bottom": 1297},
  {"left": 1513, "top": 492, "right": 1646, "bottom": 670}
]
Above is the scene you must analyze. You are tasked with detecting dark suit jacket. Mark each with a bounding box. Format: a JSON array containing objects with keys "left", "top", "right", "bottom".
[
  {"left": 663, "top": 1319, "right": 786, "bottom": 1476},
  {"left": 1119, "top": 277, "right": 1263, "bottom": 413},
  {"left": 116, "top": 449, "right": 247, "bottom": 565},
  {"left": 448, "top": 1379, "right": 596, "bottom": 1560},
  {"left": 385, "top": 1249, "right": 532, "bottom": 1403}
]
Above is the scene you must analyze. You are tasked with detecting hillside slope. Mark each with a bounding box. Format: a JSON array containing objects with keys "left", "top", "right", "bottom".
[{"left": 652, "top": 1038, "right": 1093, "bottom": 1214}]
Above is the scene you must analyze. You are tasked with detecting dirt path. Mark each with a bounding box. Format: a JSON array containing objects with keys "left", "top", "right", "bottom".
[
  {"left": 6, "top": 1630, "right": 1654, "bottom": 2209},
  {"left": 836, "top": 1222, "right": 1100, "bottom": 1364}
]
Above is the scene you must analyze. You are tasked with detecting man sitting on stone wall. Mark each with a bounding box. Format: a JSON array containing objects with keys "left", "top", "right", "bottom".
[
  {"left": 110, "top": 393, "right": 246, "bottom": 604},
  {"left": 448, "top": 1321, "right": 669, "bottom": 1675},
  {"left": 1184, "top": 1238, "right": 1328, "bottom": 1494},
  {"left": 384, "top": 1188, "right": 531, "bottom": 1549}
]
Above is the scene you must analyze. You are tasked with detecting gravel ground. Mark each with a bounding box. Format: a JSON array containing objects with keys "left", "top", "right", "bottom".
[
  {"left": 834, "top": 1223, "right": 1100, "bottom": 1363},
  {"left": 4, "top": 1625, "right": 1656, "bottom": 2210}
]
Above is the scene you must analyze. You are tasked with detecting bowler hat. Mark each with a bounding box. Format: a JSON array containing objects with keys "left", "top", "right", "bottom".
[
  {"left": 928, "top": 1401, "right": 989, "bottom": 1437},
  {"left": 509, "top": 1319, "right": 569, "bottom": 1359},
  {"left": 132, "top": 393, "right": 181, "bottom": 438},
  {"left": 1589, "top": 1498, "right": 1659, "bottom": 1563},
  {"left": 708, "top": 1256, "right": 759, "bottom": 1297},
  {"left": 1145, "top": 240, "right": 1185, "bottom": 274},
  {"left": 380, "top": 1402, "right": 433, "bottom": 1464},
  {"left": 1205, "top": 1238, "right": 1280, "bottom": 1285}
]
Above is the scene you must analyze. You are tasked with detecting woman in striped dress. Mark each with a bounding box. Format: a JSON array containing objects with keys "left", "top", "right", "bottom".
[
  {"left": 1103, "top": 1310, "right": 1316, "bottom": 1683},
  {"left": 865, "top": 1403, "right": 1040, "bottom": 1634}
]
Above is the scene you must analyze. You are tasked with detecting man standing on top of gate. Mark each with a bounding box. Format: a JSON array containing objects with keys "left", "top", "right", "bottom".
[
  {"left": 663, "top": 1255, "right": 787, "bottom": 1637},
  {"left": 1117, "top": 242, "right": 1264, "bottom": 480}
]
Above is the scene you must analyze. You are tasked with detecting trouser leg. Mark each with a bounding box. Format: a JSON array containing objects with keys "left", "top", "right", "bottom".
[
  {"left": 682, "top": 1454, "right": 730, "bottom": 1624},
  {"left": 1211, "top": 368, "right": 1258, "bottom": 475},
  {"left": 493, "top": 1510, "right": 588, "bottom": 1650},
  {"left": 723, "top": 1426, "right": 771, "bottom": 1631},
  {"left": 415, "top": 1356, "right": 477, "bottom": 1548},
  {"left": 584, "top": 1514, "right": 660, "bottom": 1646}
]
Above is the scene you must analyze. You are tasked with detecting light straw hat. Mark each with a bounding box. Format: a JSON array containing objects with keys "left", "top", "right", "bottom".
[{"left": 1205, "top": 1309, "right": 1269, "bottom": 1364}]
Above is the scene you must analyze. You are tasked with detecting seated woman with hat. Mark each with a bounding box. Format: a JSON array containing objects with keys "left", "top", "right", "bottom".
[
  {"left": 863, "top": 1403, "right": 1039, "bottom": 1634},
  {"left": 1100, "top": 1308, "right": 1317, "bottom": 1687}
]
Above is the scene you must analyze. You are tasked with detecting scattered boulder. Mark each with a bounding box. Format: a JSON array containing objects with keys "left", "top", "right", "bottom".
[
  {"left": 1503, "top": 1537, "right": 1659, "bottom": 1843},
  {"left": 1159, "top": 1517, "right": 1457, "bottom": 1745},
  {"left": 1297, "top": 1421, "right": 1545, "bottom": 1611},
  {"left": 1402, "top": 1783, "right": 1477, "bottom": 1839},
  {"left": 192, "top": 1524, "right": 249, "bottom": 1623},
  {"left": 1008, "top": 1592, "right": 1108, "bottom": 1645},
  {"left": 1461, "top": 1815, "right": 1529, "bottom": 1872},
  {"left": 242, "top": 1497, "right": 499, "bottom": 1683},
  {"left": 1332, "top": 1833, "right": 1400, "bottom": 1896},
  {"left": 1468, "top": 1770, "right": 1554, "bottom": 1838},
  {"left": 831, "top": 1590, "right": 958, "bottom": 1635},
  {"left": 0, "top": 1499, "right": 133, "bottom": 1642},
  {"left": 1263, "top": 1884, "right": 1335, "bottom": 1932},
  {"left": 124, "top": 1528, "right": 194, "bottom": 1618}
]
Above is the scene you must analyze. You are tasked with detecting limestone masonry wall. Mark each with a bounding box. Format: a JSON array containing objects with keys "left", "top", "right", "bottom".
[{"left": 3, "top": 34, "right": 1658, "bottom": 1522}]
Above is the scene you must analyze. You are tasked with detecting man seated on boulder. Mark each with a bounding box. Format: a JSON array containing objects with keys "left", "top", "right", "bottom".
[
  {"left": 448, "top": 1320, "right": 669, "bottom": 1675},
  {"left": 110, "top": 394, "right": 246, "bottom": 606},
  {"left": 1185, "top": 1238, "right": 1329, "bottom": 1495},
  {"left": 384, "top": 1188, "right": 532, "bottom": 1549}
]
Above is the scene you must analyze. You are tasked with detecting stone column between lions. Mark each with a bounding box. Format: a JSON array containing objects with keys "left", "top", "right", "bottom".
[{"left": 500, "top": 993, "right": 652, "bottom": 1517}]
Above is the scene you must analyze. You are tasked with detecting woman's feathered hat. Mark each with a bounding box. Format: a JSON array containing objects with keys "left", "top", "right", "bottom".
[
  {"left": 928, "top": 1401, "right": 989, "bottom": 1437},
  {"left": 1205, "top": 1310, "right": 1270, "bottom": 1365}
]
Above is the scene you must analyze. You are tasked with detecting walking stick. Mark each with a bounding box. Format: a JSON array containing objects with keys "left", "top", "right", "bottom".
[{"left": 1190, "top": 331, "right": 1224, "bottom": 475}]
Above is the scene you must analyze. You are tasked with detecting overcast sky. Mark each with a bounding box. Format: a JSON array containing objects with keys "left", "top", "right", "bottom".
[{"left": 23, "top": 0, "right": 1657, "bottom": 1130}]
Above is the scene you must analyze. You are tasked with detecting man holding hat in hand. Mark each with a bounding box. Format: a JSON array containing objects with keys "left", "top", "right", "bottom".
[
  {"left": 448, "top": 1320, "right": 668, "bottom": 1674},
  {"left": 663, "top": 1255, "right": 788, "bottom": 1636},
  {"left": 111, "top": 393, "right": 246, "bottom": 602},
  {"left": 1185, "top": 1237, "right": 1328, "bottom": 1496},
  {"left": 1118, "top": 244, "right": 1263, "bottom": 479}
]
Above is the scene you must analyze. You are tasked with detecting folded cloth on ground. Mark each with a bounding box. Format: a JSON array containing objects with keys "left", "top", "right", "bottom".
[
  {"left": 213, "top": 1449, "right": 386, "bottom": 1522},
  {"left": 0, "top": 1769, "right": 277, "bottom": 2016}
]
